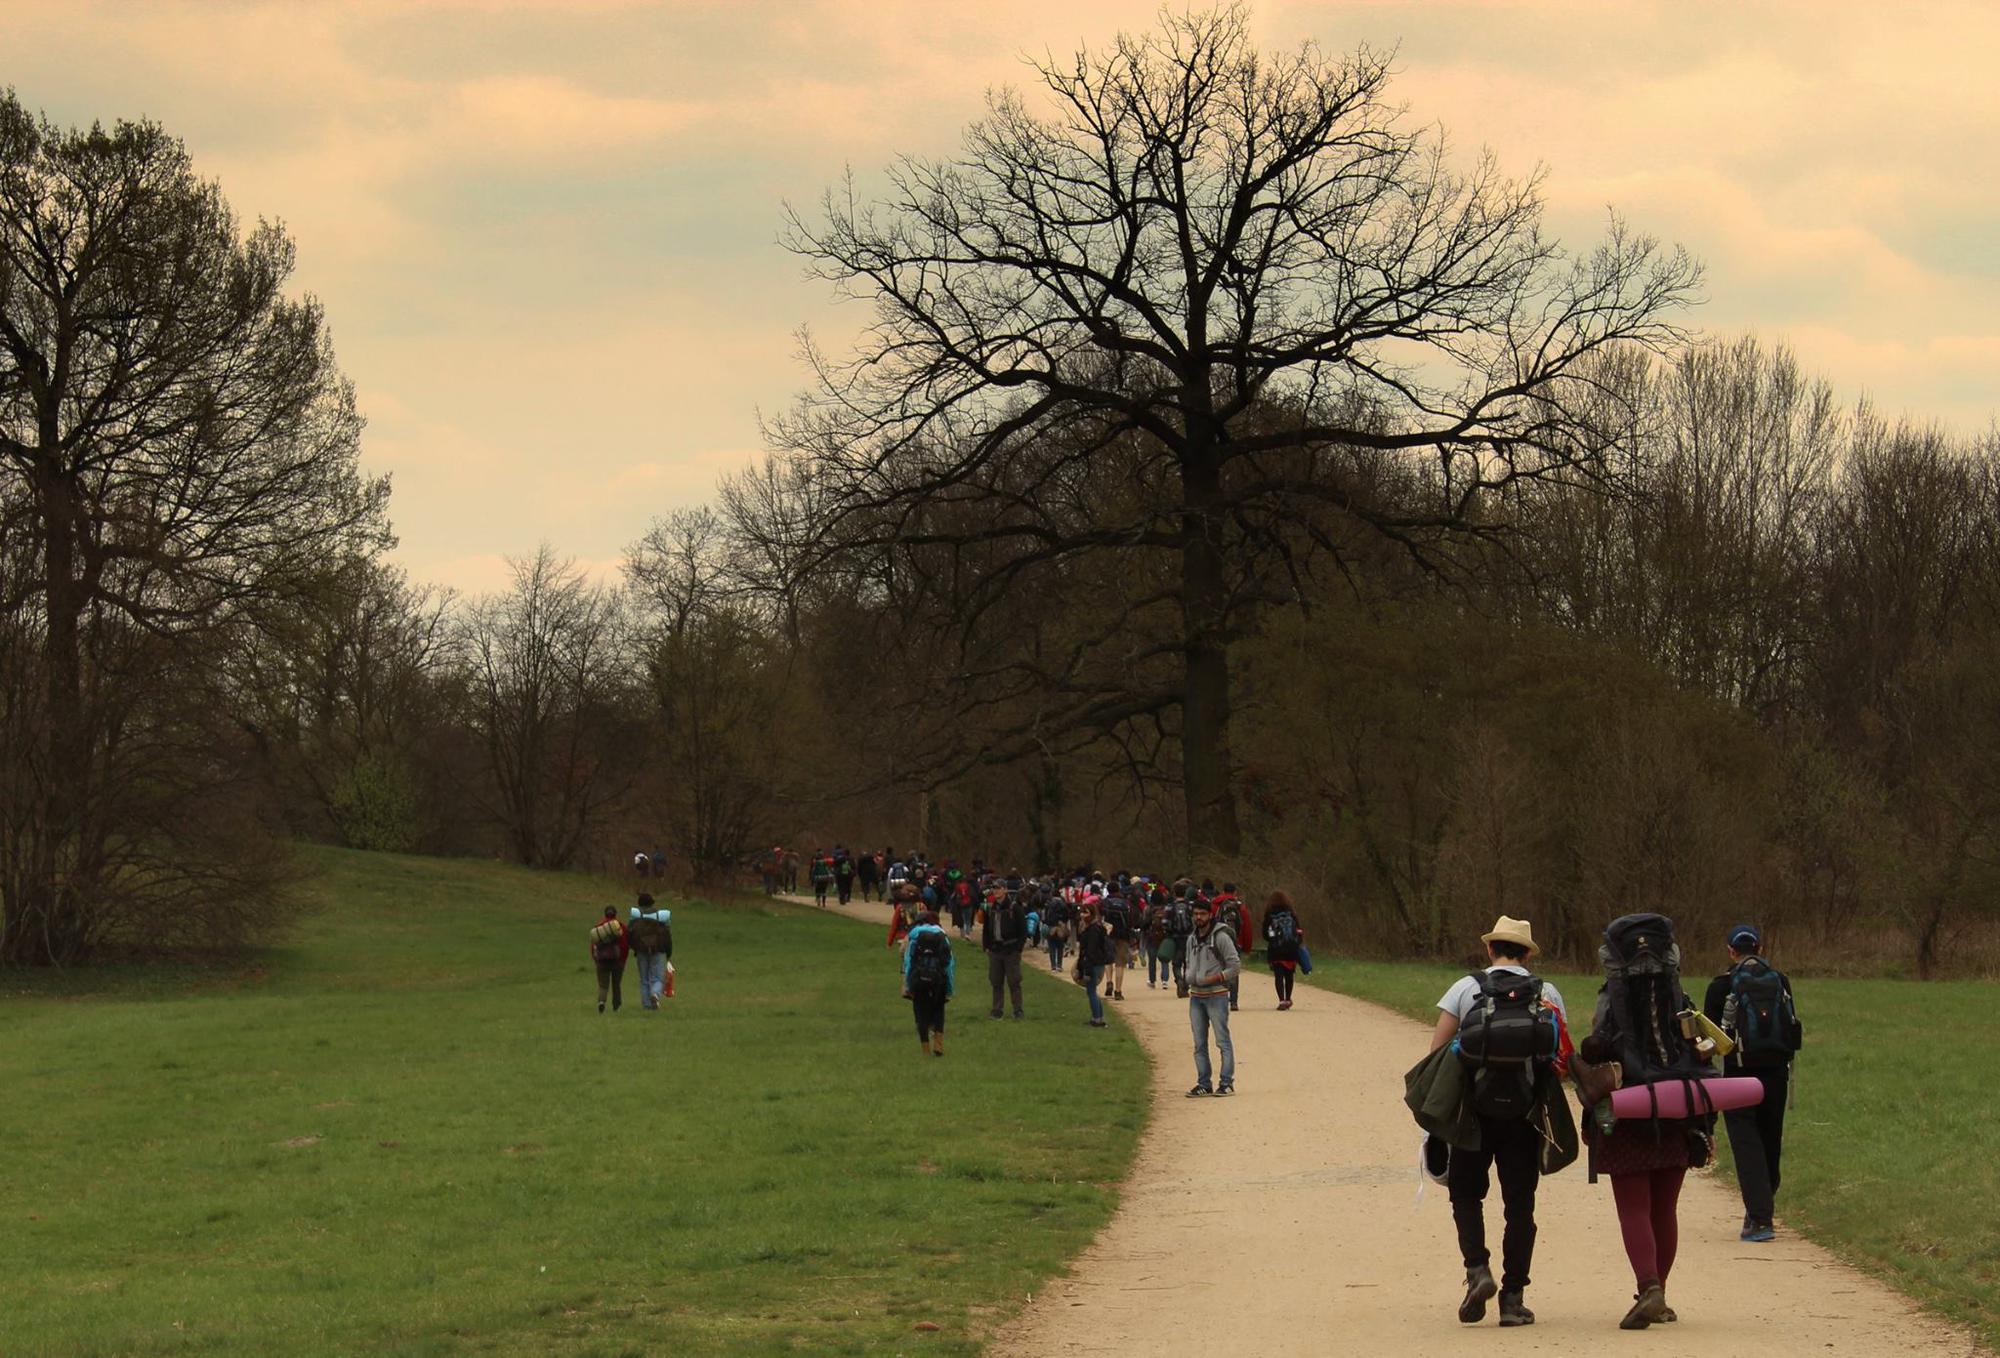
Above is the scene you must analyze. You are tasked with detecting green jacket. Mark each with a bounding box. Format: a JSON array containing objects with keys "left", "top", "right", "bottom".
[{"left": 1404, "top": 1044, "right": 1481, "bottom": 1151}]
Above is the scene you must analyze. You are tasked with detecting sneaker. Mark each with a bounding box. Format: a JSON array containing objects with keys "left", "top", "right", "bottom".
[
  {"left": 1741, "top": 1222, "right": 1775, "bottom": 1243},
  {"left": 1216, "top": 1084, "right": 1235, "bottom": 1097},
  {"left": 1498, "top": 1291, "right": 1534, "bottom": 1327},
  {"left": 1619, "top": 1282, "right": 1666, "bottom": 1330},
  {"left": 1458, "top": 1265, "right": 1497, "bottom": 1323},
  {"left": 1012, "top": 1010, "right": 1024, "bottom": 1020},
  {"left": 989, "top": 1009, "right": 1003, "bottom": 1019},
  {"left": 1088, "top": 1018, "right": 1107, "bottom": 1028},
  {"left": 597, "top": 1001, "right": 606, "bottom": 1014},
  {"left": 1185, "top": 1085, "right": 1212, "bottom": 1098},
  {"left": 1420, "top": 1135, "right": 1450, "bottom": 1186}
]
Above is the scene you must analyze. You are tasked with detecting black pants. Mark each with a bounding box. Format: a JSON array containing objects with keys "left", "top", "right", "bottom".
[
  {"left": 988, "top": 950, "right": 1023, "bottom": 1015},
  {"left": 1447, "top": 1115, "right": 1541, "bottom": 1293},
  {"left": 1724, "top": 1064, "right": 1790, "bottom": 1224},
  {"left": 837, "top": 878, "right": 853, "bottom": 904},
  {"left": 911, "top": 989, "right": 947, "bottom": 1040},
  {"left": 1274, "top": 967, "right": 1295, "bottom": 1001},
  {"left": 594, "top": 957, "right": 624, "bottom": 1010}
]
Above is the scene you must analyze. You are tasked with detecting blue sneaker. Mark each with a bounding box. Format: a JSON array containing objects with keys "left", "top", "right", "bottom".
[{"left": 1741, "top": 1222, "right": 1775, "bottom": 1243}]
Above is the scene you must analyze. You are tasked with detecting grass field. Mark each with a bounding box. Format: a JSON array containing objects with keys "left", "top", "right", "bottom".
[
  {"left": 1, "top": 848, "right": 1148, "bottom": 1357},
  {"left": 1283, "top": 955, "right": 2000, "bottom": 1348}
]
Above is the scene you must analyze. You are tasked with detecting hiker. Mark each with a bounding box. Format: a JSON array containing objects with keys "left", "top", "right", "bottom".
[
  {"left": 902, "top": 909, "right": 955, "bottom": 1057},
  {"left": 1429, "top": 916, "right": 1569, "bottom": 1328},
  {"left": 759, "top": 848, "right": 782, "bottom": 897},
  {"left": 781, "top": 850, "right": 800, "bottom": 894},
  {"left": 1263, "top": 892, "right": 1305, "bottom": 1009},
  {"left": 626, "top": 894, "right": 674, "bottom": 1010},
  {"left": 1100, "top": 886, "right": 1133, "bottom": 1001},
  {"left": 1074, "top": 901, "right": 1112, "bottom": 1028},
  {"left": 979, "top": 887, "right": 1028, "bottom": 1019},
  {"left": 1575, "top": 912, "right": 1712, "bottom": 1331},
  {"left": 1042, "top": 891, "right": 1072, "bottom": 973},
  {"left": 1702, "top": 923, "right": 1802, "bottom": 1243},
  {"left": 835, "top": 850, "right": 856, "bottom": 906},
  {"left": 588, "top": 906, "right": 628, "bottom": 1014},
  {"left": 1214, "top": 883, "right": 1252, "bottom": 1011},
  {"left": 856, "top": 851, "right": 880, "bottom": 902},
  {"left": 1143, "top": 894, "right": 1170, "bottom": 988},
  {"left": 1165, "top": 887, "right": 1194, "bottom": 991},
  {"left": 631, "top": 850, "right": 650, "bottom": 878},
  {"left": 810, "top": 853, "right": 833, "bottom": 907},
  {"left": 887, "top": 884, "right": 918, "bottom": 953},
  {"left": 1184, "top": 897, "right": 1242, "bottom": 1097}
]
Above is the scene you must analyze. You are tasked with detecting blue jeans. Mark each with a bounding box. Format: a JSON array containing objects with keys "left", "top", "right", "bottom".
[
  {"left": 634, "top": 953, "right": 666, "bottom": 1008},
  {"left": 1082, "top": 964, "right": 1104, "bottom": 1021},
  {"left": 1190, "top": 993, "right": 1233, "bottom": 1089}
]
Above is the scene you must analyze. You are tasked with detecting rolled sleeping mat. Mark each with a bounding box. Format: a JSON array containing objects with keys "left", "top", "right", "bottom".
[{"left": 1608, "top": 1075, "right": 1765, "bottom": 1120}]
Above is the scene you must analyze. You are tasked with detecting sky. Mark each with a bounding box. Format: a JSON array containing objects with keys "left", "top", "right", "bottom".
[{"left": 6, "top": 1, "right": 1996, "bottom": 594}]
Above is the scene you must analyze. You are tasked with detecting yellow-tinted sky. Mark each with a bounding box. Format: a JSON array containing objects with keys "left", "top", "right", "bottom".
[{"left": 7, "top": 1, "right": 1996, "bottom": 592}]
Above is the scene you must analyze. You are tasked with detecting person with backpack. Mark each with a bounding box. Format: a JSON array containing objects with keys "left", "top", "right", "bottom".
[
  {"left": 626, "top": 894, "right": 674, "bottom": 1010},
  {"left": 1214, "top": 884, "right": 1251, "bottom": 1011},
  {"left": 1142, "top": 896, "right": 1170, "bottom": 989},
  {"left": 1099, "top": 888, "right": 1134, "bottom": 1001},
  {"left": 834, "top": 850, "right": 856, "bottom": 906},
  {"left": 1702, "top": 923, "right": 1801, "bottom": 1243},
  {"left": 810, "top": 853, "right": 833, "bottom": 907},
  {"left": 1183, "top": 897, "right": 1242, "bottom": 1097},
  {"left": 1575, "top": 912, "right": 1715, "bottom": 1330},
  {"left": 1428, "top": 916, "right": 1569, "bottom": 1329},
  {"left": 1042, "top": 891, "right": 1072, "bottom": 973},
  {"left": 1074, "top": 901, "right": 1112, "bottom": 1028},
  {"left": 1262, "top": 892, "right": 1306, "bottom": 1009},
  {"left": 979, "top": 887, "right": 1029, "bottom": 1020},
  {"left": 588, "top": 906, "right": 629, "bottom": 1014},
  {"left": 887, "top": 884, "right": 919, "bottom": 953},
  {"left": 902, "top": 909, "right": 955, "bottom": 1057}
]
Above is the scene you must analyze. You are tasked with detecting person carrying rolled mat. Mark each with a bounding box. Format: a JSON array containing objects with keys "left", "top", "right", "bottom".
[
  {"left": 1429, "top": 916, "right": 1569, "bottom": 1329},
  {"left": 1702, "top": 922, "right": 1802, "bottom": 1243},
  {"left": 902, "top": 909, "right": 954, "bottom": 1057}
]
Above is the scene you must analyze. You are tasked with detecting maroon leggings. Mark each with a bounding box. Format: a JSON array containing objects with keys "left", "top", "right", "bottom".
[{"left": 1610, "top": 1167, "right": 1686, "bottom": 1287}]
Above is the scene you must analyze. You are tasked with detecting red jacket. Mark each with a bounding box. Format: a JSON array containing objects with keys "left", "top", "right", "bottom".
[{"left": 1214, "top": 894, "right": 1253, "bottom": 951}]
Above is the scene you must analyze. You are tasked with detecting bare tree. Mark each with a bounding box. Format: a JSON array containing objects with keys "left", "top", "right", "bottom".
[
  {"left": 459, "top": 547, "right": 633, "bottom": 869},
  {"left": 772, "top": 7, "right": 1699, "bottom": 857},
  {"left": 0, "top": 94, "right": 388, "bottom": 963}
]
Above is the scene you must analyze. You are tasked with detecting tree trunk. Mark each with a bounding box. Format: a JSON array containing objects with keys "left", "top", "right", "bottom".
[{"left": 1180, "top": 442, "right": 1242, "bottom": 860}]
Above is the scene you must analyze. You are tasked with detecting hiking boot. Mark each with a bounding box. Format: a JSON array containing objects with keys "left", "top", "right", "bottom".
[
  {"left": 1660, "top": 1304, "right": 1678, "bottom": 1322},
  {"left": 597, "top": 1001, "right": 605, "bottom": 1014},
  {"left": 1619, "top": 1282, "right": 1666, "bottom": 1330},
  {"left": 1186, "top": 1085, "right": 1212, "bottom": 1098},
  {"left": 1458, "top": 1265, "right": 1497, "bottom": 1323},
  {"left": 1498, "top": 1291, "right": 1534, "bottom": 1327},
  {"left": 1012, "top": 1010, "right": 1024, "bottom": 1020},
  {"left": 989, "top": 1009, "right": 1003, "bottom": 1019},
  {"left": 1741, "top": 1221, "right": 1775, "bottom": 1242}
]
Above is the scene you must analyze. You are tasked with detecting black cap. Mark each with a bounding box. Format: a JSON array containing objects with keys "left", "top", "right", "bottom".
[{"left": 1727, "top": 923, "right": 1761, "bottom": 950}]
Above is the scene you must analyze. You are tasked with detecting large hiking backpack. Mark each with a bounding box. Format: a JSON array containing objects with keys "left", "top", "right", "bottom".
[
  {"left": 1169, "top": 899, "right": 1194, "bottom": 938},
  {"left": 589, "top": 920, "right": 622, "bottom": 964},
  {"left": 908, "top": 929, "right": 951, "bottom": 995},
  {"left": 627, "top": 915, "right": 669, "bottom": 955},
  {"left": 1103, "top": 900, "right": 1134, "bottom": 942},
  {"left": 1267, "top": 910, "right": 1300, "bottom": 960},
  {"left": 1597, "top": 912, "right": 1708, "bottom": 1092},
  {"left": 1146, "top": 907, "right": 1169, "bottom": 943},
  {"left": 1727, "top": 959, "right": 1802, "bottom": 1065},
  {"left": 1456, "top": 971, "right": 1559, "bottom": 1120}
]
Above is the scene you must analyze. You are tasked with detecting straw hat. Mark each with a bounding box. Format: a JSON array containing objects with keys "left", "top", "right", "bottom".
[{"left": 1480, "top": 915, "right": 1540, "bottom": 958}]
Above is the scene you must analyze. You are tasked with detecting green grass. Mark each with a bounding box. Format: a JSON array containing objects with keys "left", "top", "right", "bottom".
[
  {"left": 1, "top": 847, "right": 1148, "bottom": 1357},
  {"left": 1285, "top": 955, "right": 2000, "bottom": 1347}
]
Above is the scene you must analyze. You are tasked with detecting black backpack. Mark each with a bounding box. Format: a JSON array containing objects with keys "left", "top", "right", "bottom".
[
  {"left": 1457, "top": 971, "right": 1558, "bottom": 1120},
  {"left": 1596, "top": 913, "right": 1707, "bottom": 1090},
  {"left": 1266, "top": 910, "right": 1299, "bottom": 959},
  {"left": 1727, "top": 959, "right": 1802, "bottom": 1065},
  {"left": 1169, "top": 900, "right": 1194, "bottom": 938},
  {"left": 1103, "top": 900, "right": 1133, "bottom": 942},
  {"left": 908, "top": 929, "right": 950, "bottom": 996}
]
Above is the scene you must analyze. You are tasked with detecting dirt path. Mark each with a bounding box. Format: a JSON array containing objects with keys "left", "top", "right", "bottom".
[{"left": 792, "top": 893, "right": 1980, "bottom": 1355}]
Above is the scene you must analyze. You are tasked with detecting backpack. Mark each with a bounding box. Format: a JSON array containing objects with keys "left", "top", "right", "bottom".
[
  {"left": 1169, "top": 900, "right": 1194, "bottom": 938},
  {"left": 1456, "top": 971, "right": 1558, "bottom": 1120},
  {"left": 908, "top": 929, "right": 951, "bottom": 996},
  {"left": 1267, "top": 910, "right": 1299, "bottom": 959},
  {"left": 1146, "top": 907, "right": 1169, "bottom": 943},
  {"left": 1103, "top": 900, "right": 1133, "bottom": 942},
  {"left": 1596, "top": 913, "right": 1707, "bottom": 1090},
  {"left": 836, "top": 857, "right": 854, "bottom": 880},
  {"left": 589, "top": 920, "right": 622, "bottom": 964},
  {"left": 1726, "top": 959, "right": 1802, "bottom": 1065},
  {"left": 627, "top": 915, "right": 669, "bottom": 955},
  {"left": 811, "top": 860, "right": 832, "bottom": 883}
]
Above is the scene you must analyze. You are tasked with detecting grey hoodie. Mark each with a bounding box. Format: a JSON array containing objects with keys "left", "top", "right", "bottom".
[{"left": 1184, "top": 922, "right": 1241, "bottom": 999}]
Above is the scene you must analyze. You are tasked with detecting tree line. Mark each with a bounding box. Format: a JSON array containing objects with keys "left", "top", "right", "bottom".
[{"left": 4, "top": 10, "right": 1995, "bottom": 973}]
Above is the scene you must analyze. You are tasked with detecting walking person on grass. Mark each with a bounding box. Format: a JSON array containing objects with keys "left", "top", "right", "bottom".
[
  {"left": 626, "top": 894, "right": 673, "bottom": 1010},
  {"left": 1702, "top": 923, "right": 1802, "bottom": 1243},
  {"left": 1184, "top": 897, "right": 1242, "bottom": 1097},
  {"left": 1429, "top": 916, "right": 1569, "bottom": 1328},
  {"left": 588, "top": 906, "right": 628, "bottom": 1014},
  {"left": 902, "top": 910, "right": 954, "bottom": 1057},
  {"left": 1262, "top": 892, "right": 1305, "bottom": 1009},
  {"left": 1075, "top": 901, "right": 1112, "bottom": 1028}
]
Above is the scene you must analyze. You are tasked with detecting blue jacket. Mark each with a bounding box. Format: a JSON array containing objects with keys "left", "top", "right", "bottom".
[{"left": 901, "top": 923, "right": 954, "bottom": 997}]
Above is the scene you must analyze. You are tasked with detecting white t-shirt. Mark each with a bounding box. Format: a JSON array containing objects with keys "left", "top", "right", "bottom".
[{"left": 1437, "top": 964, "right": 1567, "bottom": 1025}]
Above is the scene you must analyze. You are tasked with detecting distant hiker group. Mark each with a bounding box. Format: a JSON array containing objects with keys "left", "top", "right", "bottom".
[
  {"left": 1408, "top": 910, "right": 1802, "bottom": 1332},
  {"left": 586, "top": 894, "right": 676, "bottom": 1014}
]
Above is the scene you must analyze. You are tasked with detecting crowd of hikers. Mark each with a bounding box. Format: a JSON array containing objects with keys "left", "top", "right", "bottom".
[
  {"left": 1410, "top": 911, "right": 1803, "bottom": 1331},
  {"left": 594, "top": 842, "right": 1805, "bottom": 1334}
]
